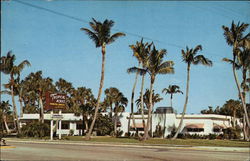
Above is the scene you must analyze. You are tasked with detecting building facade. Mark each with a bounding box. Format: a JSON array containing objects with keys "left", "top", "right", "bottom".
[{"left": 20, "top": 112, "right": 238, "bottom": 137}]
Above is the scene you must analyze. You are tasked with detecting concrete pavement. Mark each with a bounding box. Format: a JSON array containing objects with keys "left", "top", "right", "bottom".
[{"left": 2, "top": 138, "right": 249, "bottom": 153}]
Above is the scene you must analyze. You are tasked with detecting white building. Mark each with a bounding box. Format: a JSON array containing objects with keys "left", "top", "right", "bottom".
[{"left": 20, "top": 112, "right": 238, "bottom": 137}]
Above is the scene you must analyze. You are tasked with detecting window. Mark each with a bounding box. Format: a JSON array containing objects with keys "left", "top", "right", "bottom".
[
  {"left": 60, "top": 123, "right": 69, "bottom": 129},
  {"left": 187, "top": 128, "right": 204, "bottom": 132},
  {"left": 213, "top": 128, "right": 221, "bottom": 132},
  {"left": 76, "top": 123, "right": 83, "bottom": 130}
]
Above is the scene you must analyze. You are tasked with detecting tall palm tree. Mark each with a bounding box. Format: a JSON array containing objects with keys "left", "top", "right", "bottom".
[
  {"left": 0, "top": 51, "right": 31, "bottom": 133},
  {"left": 142, "top": 45, "right": 174, "bottom": 140},
  {"left": 222, "top": 21, "right": 250, "bottom": 129},
  {"left": 128, "top": 39, "right": 150, "bottom": 132},
  {"left": 162, "top": 85, "right": 183, "bottom": 108},
  {"left": 81, "top": 18, "right": 125, "bottom": 140},
  {"left": 128, "top": 40, "right": 151, "bottom": 133},
  {"left": 172, "top": 45, "right": 212, "bottom": 140}
]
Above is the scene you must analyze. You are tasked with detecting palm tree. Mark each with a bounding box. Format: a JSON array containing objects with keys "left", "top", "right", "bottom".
[
  {"left": 128, "top": 40, "right": 151, "bottom": 133},
  {"left": 24, "top": 71, "right": 56, "bottom": 123},
  {"left": 113, "top": 92, "right": 128, "bottom": 136},
  {"left": 142, "top": 45, "right": 174, "bottom": 140},
  {"left": 223, "top": 99, "right": 242, "bottom": 128},
  {"left": 71, "top": 87, "right": 96, "bottom": 135},
  {"left": 222, "top": 21, "right": 250, "bottom": 129},
  {"left": 81, "top": 18, "right": 125, "bottom": 140},
  {"left": 162, "top": 85, "right": 183, "bottom": 108},
  {"left": 136, "top": 89, "right": 163, "bottom": 137},
  {"left": 172, "top": 45, "right": 212, "bottom": 140},
  {"left": 0, "top": 51, "right": 31, "bottom": 133},
  {"left": 136, "top": 89, "right": 163, "bottom": 112},
  {"left": 0, "top": 101, "right": 12, "bottom": 134},
  {"left": 104, "top": 87, "right": 119, "bottom": 118}
]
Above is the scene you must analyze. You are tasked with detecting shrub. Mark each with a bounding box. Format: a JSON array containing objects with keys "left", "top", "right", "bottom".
[
  {"left": 21, "top": 121, "right": 50, "bottom": 138},
  {"left": 153, "top": 124, "right": 164, "bottom": 138},
  {"left": 222, "top": 127, "right": 241, "bottom": 139},
  {"left": 69, "top": 129, "right": 74, "bottom": 136},
  {"left": 95, "top": 114, "right": 114, "bottom": 136}
]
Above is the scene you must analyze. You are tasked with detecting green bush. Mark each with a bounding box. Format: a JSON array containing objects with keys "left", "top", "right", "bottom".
[
  {"left": 95, "top": 114, "right": 114, "bottom": 136},
  {"left": 69, "top": 129, "right": 74, "bottom": 136},
  {"left": 21, "top": 121, "right": 50, "bottom": 138},
  {"left": 222, "top": 127, "right": 241, "bottom": 139}
]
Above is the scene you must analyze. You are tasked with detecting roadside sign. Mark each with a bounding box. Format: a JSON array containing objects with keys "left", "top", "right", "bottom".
[
  {"left": 52, "top": 114, "right": 63, "bottom": 119},
  {"left": 45, "top": 92, "right": 66, "bottom": 110}
]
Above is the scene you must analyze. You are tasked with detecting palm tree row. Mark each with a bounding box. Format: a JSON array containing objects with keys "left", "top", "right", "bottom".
[
  {"left": 222, "top": 21, "right": 250, "bottom": 140},
  {"left": 1, "top": 18, "right": 248, "bottom": 141}
]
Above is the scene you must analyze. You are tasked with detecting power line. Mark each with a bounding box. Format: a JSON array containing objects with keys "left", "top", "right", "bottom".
[
  {"left": 12, "top": 0, "right": 230, "bottom": 59},
  {"left": 13, "top": 0, "right": 185, "bottom": 49}
]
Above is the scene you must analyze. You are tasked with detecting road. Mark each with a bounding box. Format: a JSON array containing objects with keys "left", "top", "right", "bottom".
[{"left": 1, "top": 140, "right": 249, "bottom": 161}]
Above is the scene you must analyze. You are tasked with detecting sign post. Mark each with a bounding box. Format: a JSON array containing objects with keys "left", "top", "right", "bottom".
[
  {"left": 45, "top": 92, "right": 66, "bottom": 140},
  {"left": 50, "top": 110, "right": 53, "bottom": 141},
  {"left": 59, "top": 110, "right": 62, "bottom": 140}
]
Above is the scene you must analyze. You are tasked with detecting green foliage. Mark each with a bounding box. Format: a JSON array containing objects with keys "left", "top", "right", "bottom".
[
  {"left": 94, "top": 114, "right": 114, "bottom": 136},
  {"left": 153, "top": 124, "right": 164, "bottom": 138},
  {"left": 69, "top": 129, "right": 74, "bottom": 136},
  {"left": 200, "top": 99, "right": 243, "bottom": 118},
  {"left": 21, "top": 121, "right": 50, "bottom": 138},
  {"left": 222, "top": 127, "right": 241, "bottom": 140}
]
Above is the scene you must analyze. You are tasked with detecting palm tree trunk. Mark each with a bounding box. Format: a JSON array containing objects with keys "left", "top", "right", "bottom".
[
  {"left": 131, "top": 63, "right": 140, "bottom": 133},
  {"left": 141, "top": 74, "right": 146, "bottom": 131},
  {"left": 3, "top": 115, "right": 11, "bottom": 133},
  {"left": 114, "top": 112, "right": 117, "bottom": 137},
  {"left": 84, "top": 119, "right": 89, "bottom": 134},
  {"left": 10, "top": 76, "right": 20, "bottom": 134},
  {"left": 243, "top": 115, "right": 249, "bottom": 140},
  {"left": 233, "top": 110, "right": 236, "bottom": 128},
  {"left": 39, "top": 95, "right": 44, "bottom": 123},
  {"left": 19, "top": 96, "right": 24, "bottom": 118},
  {"left": 170, "top": 94, "right": 173, "bottom": 108},
  {"left": 232, "top": 57, "right": 250, "bottom": 129},
  {"left": 85, "top": 44, "right": 106, "bottom": 140},
  {"left": 143, "top": 76, "right": 155, "bottom": 141},
  {"left": 172, "top": 64, "right": 190, "bottom": 140},
  {"left": 110, "top": 104, "right": 113, "bottom": 118}
]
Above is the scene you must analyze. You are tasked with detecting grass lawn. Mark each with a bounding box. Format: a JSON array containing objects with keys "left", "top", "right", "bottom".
[{"left": 59, "top": 136, "right": 250, "bottom": 147}]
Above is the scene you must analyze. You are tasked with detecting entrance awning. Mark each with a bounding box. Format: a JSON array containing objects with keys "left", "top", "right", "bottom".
[
  {"left": 130, "top": 123, "right": 144, "bottom": 128},
  {"left": 213, "top": 123, "right": 226, "bottom": 129},
  {"left": 185, "top": 123, "right": 204, "bottom": 129}
]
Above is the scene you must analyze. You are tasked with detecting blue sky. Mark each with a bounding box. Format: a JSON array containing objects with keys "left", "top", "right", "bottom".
[{"left": 1, "top": 0, "right": 250, "bottom": 114}]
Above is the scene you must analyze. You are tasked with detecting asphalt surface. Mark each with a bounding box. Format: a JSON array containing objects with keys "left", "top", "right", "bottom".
[{"left": 1, "top": 140, "right": 250, "bottom": 161}]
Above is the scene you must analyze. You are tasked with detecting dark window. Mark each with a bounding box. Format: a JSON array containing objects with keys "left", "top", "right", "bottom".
[
  {"left": 213, "top": 128, "right": 221, "bottom": 132},
  {"left": 130, "top": 127, "right": 144, "bottom": 131},
  {"left": 187, "top": 128, "right": 204, "bottom": 132},
  {"left": 60, "top": 123, "right": 69, "bottom": 129},
  {"left": 76, "top": 123, "right": 83, "bottom": 130}
]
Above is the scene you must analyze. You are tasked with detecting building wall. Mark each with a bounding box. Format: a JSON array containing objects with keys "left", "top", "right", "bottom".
[{"left": 19, "top": 113, "right": 239, "bottom": 137}]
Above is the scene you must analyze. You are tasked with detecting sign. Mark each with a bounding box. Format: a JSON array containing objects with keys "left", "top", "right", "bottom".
[
  {"left": 52, "top": 114, "right": 64, "bottom": 120},
  {"left": 45, "top": 92, "right": 66, "bottom": 110}
]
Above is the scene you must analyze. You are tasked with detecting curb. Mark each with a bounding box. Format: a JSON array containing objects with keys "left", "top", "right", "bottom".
[{"left": 4, "top": 138, "right": 249, "bottom": 153}]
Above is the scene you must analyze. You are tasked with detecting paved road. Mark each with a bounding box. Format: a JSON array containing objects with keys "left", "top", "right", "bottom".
[{"left": 1, "top": 141, "right": 249, "bottom": 161}]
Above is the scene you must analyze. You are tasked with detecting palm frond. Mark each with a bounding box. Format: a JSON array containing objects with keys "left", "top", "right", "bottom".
[
  {"left": 127, "top": 67, "right": 146, "bottom": 75},
  {"left": 158, "top": 61, "right": 174, "bottom": 74},
  {"left": 0, "top": 90, "right": 11, "bottom": 95},
  {"left": 108, "top": 32, "right": 125, "bottom": 45},
  {"left": 81, "top": 28, "right": 100, "bottom": 47},
  {"left": 193, "top": 45, "right": 202, "bottom": 55},
  {"left": 193, "top": 55, "right": 213, "bottom": 66}
]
